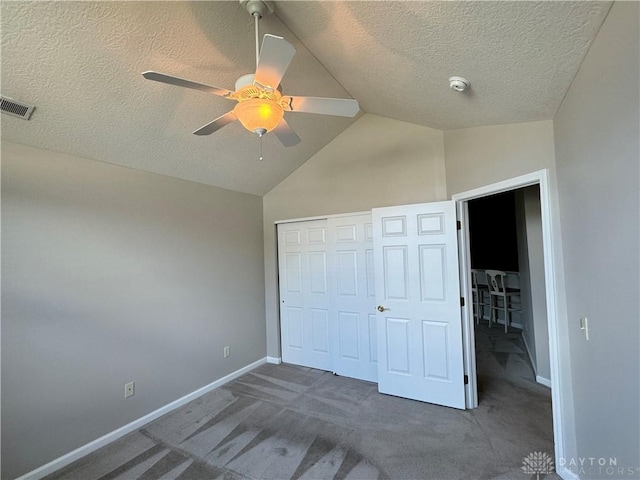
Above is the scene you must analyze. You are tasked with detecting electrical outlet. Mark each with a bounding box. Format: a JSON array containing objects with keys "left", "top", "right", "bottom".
[
  {"left": 125, "top": 381, "right": 135, "bottom": 398},
  {"left": 223, "top": 346, "right": 230, "bottom": 358}
]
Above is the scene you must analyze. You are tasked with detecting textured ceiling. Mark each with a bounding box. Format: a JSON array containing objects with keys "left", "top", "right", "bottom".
[
  {"left": 1, "top": 1, "right": 611, "bottom": 195},
  {"left": 275, "top": 1, "right": 612, "bottom": 130}
]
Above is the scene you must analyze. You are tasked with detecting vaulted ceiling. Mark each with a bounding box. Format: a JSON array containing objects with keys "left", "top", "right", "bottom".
[{"left": 1, "top": 1, "right": 611, "bottom": 195}]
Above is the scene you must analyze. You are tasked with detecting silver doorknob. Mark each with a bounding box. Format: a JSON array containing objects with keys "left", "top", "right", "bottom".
[{"left": 377, "top": 305, "right": 388, "bottom": 312}]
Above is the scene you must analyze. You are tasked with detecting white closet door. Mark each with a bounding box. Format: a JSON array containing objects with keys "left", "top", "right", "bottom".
[
  {"left": 278, "top": 220, "right": 332, "bottom": 370},
  {"left": 373, "top": 202, "right": 466, "bottom": 409},
  {"left": 328, "top": 215, "right": 377, "bottom": 382}
]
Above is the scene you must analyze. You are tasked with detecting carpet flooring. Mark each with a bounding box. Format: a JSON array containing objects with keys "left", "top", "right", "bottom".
[{"left": 45, "top": 326, "right": 557, "bottom": 480}]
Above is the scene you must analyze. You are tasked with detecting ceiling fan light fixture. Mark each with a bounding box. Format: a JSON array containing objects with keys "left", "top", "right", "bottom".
[
  {"left": 142, "top": 1, "right": 357, "bottom": 147},
  {"left": 233, "top": 98, "right": 284, "bottom": 134}
]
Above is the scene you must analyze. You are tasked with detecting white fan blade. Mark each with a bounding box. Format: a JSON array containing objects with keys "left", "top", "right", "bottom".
[
  {"left": 142, "top": 71, "right": 233, "bottom": 97},
  {"left": 272, "top": 118, "right": 301, "bottom": 147},
  {"left": 287, "top": 96, "right": 359, "bottom": 117},
  {"left": 254, "top": 35, "right": 296, "bottom": 90},
  {"left": 193, "top": 111, "right": 237, "bottom": 135}
]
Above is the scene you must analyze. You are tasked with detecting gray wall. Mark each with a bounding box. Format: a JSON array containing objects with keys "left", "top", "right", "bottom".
[
  {"left": 523, "top": 187, "right": 550, "bottom": 382},
  {"left": 1, "top": 142, "right": 266, "bottom": 479},
  {"left": 515, "top": 185, "right": 550, "bottom": 382},
  {"left": 263, "top": 113, "right": 447, "bottom": 358},
  {"left": 444, "top": 120, "right": 556, "bottom": 196},
  {"left": 554, "top": 1, "right": 639, "bottom": 474},
  {"left": 515, "top": 189, "right": 537, "bottom": 370}
]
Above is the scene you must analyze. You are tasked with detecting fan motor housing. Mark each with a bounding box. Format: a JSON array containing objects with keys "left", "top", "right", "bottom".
[
  {"left": 235, "top": 74, "right": 257, "bottom": 91},
  {"left": 232, "top": 74, "right": 291, "bottom": 111}
]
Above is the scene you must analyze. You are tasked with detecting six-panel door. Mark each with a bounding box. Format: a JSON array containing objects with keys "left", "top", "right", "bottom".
[
  {"left": 328, "top": 215, "right": 377, "bottom": 382},
  {"left": 278, "top": 220, "right": 332, "bottom": 370},
  {"left": 372, "top": 202, "right": 466, "bottom": 409}
]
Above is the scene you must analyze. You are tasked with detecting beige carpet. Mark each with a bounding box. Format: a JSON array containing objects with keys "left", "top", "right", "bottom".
[{"left": 45, "top": 326, "right": 557, "bottom": 480}]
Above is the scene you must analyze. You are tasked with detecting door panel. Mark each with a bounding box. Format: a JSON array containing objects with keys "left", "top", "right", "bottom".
[
  {"left": 310, "top": 309, "right": 330, "bottom": 353},
  {"left": 422, "top": 320, "right": 449, "bottom": 379},
  {"left": 338, "top": 312, "right": 360, "bottom": 359},
  {"left": 386, "top": 317, "right": 411, "bottom": 374},
  {"left": 328, "top": 215, "right": 377, "bottom": 382},
  {"left": 284, "top": 307, "right": 303, "bottom": 349},
  {"left": 383, "top": 246, "right": 409, "bottom": 300},
  {"left": 278, "top": 220, "right": 332, "bottom": 370},
  {"left": 337, "top": 250, "right": 358, "bottom": 296},
  {"left": 284, "top": 253, "right": 302, "bottom": 293},
  {"left": 419, "top": 245, "right": 446, "bottom": 301},
  {"left": 373, "top": 202, "right": 465, "bottom": 409},
  {"left": 308, "top": 252, "right": 327, "bottom": 294}
]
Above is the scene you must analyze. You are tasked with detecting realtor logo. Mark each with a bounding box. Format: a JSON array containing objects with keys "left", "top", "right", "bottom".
[{"left": 522, "top": 451, "right": 555, "bottom": 479}]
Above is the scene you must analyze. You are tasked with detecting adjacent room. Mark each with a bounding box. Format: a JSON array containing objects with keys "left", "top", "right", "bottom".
[{"left": 2, "top": 2, "right": 638, "bottom": 480}]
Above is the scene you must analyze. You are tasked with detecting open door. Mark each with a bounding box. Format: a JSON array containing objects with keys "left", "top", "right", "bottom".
[{"left": 373, "top": 201, "right": 466, "bottom": 409}]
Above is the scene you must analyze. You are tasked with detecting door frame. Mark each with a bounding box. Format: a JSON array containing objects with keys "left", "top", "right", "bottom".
[{"left": 452, "top": 169, "right": 566, "bottom": 469}]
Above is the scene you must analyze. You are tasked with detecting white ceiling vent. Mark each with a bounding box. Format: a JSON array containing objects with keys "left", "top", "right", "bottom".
[{"left": 1, "top": 96, "right": 35, "bottom": 120}]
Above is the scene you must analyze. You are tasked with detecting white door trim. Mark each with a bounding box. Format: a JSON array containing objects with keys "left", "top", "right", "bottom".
[{"left": 452, "top": 169, "right": 567, "bottom": 474}]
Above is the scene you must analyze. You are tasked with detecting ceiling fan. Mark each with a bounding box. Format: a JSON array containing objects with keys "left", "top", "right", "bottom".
[{"left": 142, "top": 0, "right": 359, "bottom": 148}]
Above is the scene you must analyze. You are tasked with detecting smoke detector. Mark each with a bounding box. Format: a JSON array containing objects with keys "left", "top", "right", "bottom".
[{"left": 449, "top": 76, "right": 470, "bottom": 92}]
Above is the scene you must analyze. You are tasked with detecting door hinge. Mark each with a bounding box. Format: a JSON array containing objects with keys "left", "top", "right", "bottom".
[
  {"left": 460, "top": 297, "right": 465, "bottom": 307},
  {"left": 464, "top": 374, "right": 469, "bottom": 385},
  {"left": 456, "top": 220, "right": 461, "bottom": 230}
]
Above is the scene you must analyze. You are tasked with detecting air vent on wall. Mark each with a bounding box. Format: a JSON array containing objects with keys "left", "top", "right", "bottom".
[{"left": 1, "top": 96, "right": 35, "bottom": 120}]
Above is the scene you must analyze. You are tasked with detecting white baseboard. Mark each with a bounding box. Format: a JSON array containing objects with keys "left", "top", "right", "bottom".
[
  {"left": 521, "top": 333, "right": 552, "bottom": 389},
  {"left": 266, "top": 356, "right": 282, "bottom": 364},
  {"left": 521, "top": 332, "right": 538, "bottom": 376},
  {"left": 536, "top": 375, "right": 552, "bottom": 388},
  {"left": 16, "top": 357, "right": 267, "bottom": 480}
]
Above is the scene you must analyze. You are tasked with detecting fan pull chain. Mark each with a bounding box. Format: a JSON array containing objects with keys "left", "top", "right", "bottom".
[{"left": 259, "top": 133, "right": 264, "bottom": 161}]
